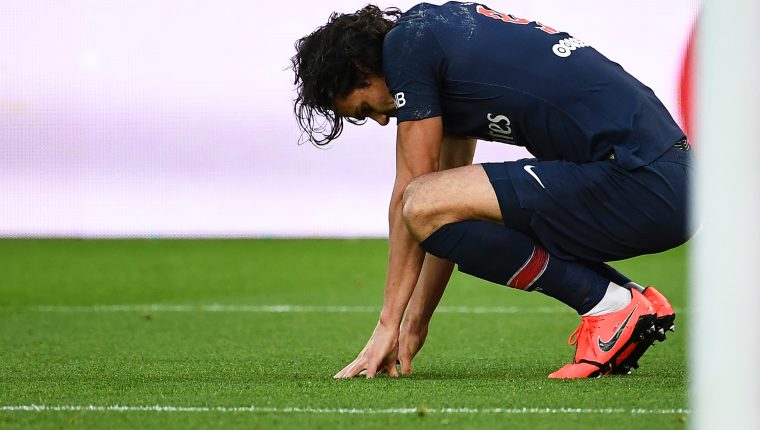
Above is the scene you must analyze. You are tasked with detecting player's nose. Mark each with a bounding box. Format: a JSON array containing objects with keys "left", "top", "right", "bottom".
[{"left": 369, "top": 113, "right": 389, "bottom": 126}]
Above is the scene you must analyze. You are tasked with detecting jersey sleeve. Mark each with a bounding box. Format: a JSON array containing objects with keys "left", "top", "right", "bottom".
[{"left": 382, "top": 21, "right": 445, "bottom": 122}]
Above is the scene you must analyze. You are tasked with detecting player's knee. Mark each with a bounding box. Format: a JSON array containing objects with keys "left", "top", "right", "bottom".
[
  {"left": 403, "top": 175, "right": 457, "bottom": 240},
  {"left": 402, "top": 177, "right": 435, "bottom": 236}
]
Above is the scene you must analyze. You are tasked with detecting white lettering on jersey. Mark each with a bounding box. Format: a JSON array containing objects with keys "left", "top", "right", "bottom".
[
  {"left": 552, "top": 37, "right": 588, "bottom": 58},
  {"left": 393, "top": 92, "right": 406, "bottom": 108},
  {"left": 486, "top": 113, "right": 515, "bottom": 144}
]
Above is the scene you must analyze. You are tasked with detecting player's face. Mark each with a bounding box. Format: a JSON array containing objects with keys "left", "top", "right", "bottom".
[{"left": 334, "top": 76, "right": 397, "bottom": 126}]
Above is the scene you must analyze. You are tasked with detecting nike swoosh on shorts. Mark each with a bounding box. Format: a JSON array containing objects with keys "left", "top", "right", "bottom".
[{"left": 523, "top": 165, "right": 546, "bottom": 189}]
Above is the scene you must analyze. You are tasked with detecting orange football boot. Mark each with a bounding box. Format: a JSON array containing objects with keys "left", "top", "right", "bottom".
[
  {"left": 549, "top": 289, "right": 657, "bottom": 379},
  {"left": 643, "top": 286, "right": 676, "bottom": 340},
  {"left": 609, "top": 286, "right": 677, "bottom": 375}
]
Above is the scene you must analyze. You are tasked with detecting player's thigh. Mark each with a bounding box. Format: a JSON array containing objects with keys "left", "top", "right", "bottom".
[
  {"left": 482, "top": 154, "right": 691, "bottom": 261},
  {"left": 403, "top": 164, "right": 503, "bottom": 226}
]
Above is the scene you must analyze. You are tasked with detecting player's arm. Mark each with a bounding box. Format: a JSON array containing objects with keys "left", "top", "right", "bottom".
[
  {"left": 398, "top": 135, "right": 477, "bottom": 374},
  {"left": 334, "top": 116, "right": 443, "bottom": 379},
  {"left": 382, "top": 117, "right": 445, "bottom": 328}
]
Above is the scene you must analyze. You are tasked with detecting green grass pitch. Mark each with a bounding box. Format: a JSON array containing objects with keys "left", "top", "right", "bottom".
[{"left": 0, "top": 239, "right": 688, "bottom": 429}]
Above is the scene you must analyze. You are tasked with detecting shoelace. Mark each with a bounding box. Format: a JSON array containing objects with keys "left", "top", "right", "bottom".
[
  {"left": 567, "top": 317, "right": 601, "bottom": 346},
  {"left": 568, "top": 320, "right": 587, "bottom": 346}
]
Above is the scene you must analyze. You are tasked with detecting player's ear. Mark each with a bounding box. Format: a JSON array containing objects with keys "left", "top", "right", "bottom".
[{"left": 355, "top": 64, "right": 376, "bottom": 88}]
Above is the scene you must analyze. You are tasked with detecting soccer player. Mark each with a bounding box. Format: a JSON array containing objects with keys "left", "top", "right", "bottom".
[{"left": 291, "top": 2, "right": 691, "bottom": 379}]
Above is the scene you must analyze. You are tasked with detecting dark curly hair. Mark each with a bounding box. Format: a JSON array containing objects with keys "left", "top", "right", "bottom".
[{"left": 291, "top": 5, "right": 401, "bottom": 146}]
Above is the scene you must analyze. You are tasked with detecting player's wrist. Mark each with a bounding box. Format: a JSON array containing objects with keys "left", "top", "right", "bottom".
[
  {"left": 401, "top": 315, "right": 428, "bottom": 335},
  {"left": 378, "top": 312, "right": 403, "bottom": 333}
]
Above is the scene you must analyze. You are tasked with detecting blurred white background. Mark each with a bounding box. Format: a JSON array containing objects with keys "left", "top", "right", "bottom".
[{"left": 0, "top": 0, "right": 698, "bottom": 237}]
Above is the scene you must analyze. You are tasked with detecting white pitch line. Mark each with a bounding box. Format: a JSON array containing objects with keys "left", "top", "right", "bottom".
[
  {"left": 26, "top": 304, "right": 574, "bottom": 314},
  {"left": 0, "top": 405, "right": 690, "bottom": 415}
]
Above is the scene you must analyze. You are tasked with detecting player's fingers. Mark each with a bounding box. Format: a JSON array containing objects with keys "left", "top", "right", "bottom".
[
  {"left": 345, "top": 363, "right": 367, "bottom": 379},
  {"left": 333, "top": 366, "right": 348, "bottom": 379},
  {"left": 365, "top": 356, "right": 381, "bottom": 379},
  {"left": 386, "top": 361, "right": 400, "bottom": 378},
  {"left": 336, "top": 367, "right": 361, "bottom": 379},
  {"left": 333, "top": 361, "right": 351, "bottom": 378},
  {"left": 400, "top": 357, "right": 413, "bottom": 375},
  {"left": 334, "top": 358, "right": 365, "bottom": 379}
]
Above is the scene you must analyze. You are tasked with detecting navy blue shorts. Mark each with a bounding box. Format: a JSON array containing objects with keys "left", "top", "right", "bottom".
[{"left": 482, "top": 146, "right": 693, "bottom": 262}]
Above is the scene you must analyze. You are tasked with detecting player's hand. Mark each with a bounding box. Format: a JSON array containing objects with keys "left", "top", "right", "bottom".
[
  {"left": 334, "top": 321, "right": 400, "bottom": 379},
  {"left": 398, "top": 322, "right": 428, "bottom": 375}
]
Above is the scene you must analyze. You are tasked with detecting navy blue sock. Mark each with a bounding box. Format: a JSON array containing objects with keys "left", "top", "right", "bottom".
[
  {"left": 582, "top": 262, "right": 632, "bottom": 287},
  {"left": 420, "top": 221, "right": 608, "bottom": 314}
]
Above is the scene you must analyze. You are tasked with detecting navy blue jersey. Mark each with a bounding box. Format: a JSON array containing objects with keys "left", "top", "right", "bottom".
[{"left": 382, "top": 2, "right": 685, "bottom": 170}]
